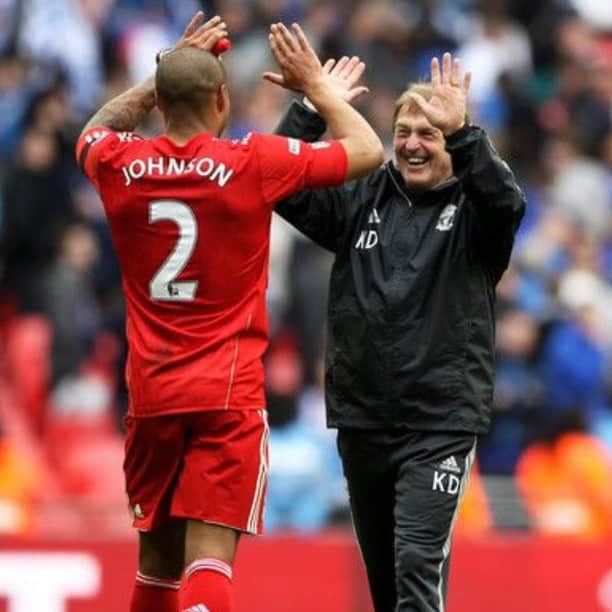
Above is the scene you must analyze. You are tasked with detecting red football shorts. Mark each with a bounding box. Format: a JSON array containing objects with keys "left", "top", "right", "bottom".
[{"left": 123, "top": 409, "right": 269, "bottom": 534}]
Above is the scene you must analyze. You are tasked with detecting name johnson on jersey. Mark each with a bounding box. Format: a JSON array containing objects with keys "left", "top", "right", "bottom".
[{"left": 121, "top": 155, "right": 235, "bottom": 187}]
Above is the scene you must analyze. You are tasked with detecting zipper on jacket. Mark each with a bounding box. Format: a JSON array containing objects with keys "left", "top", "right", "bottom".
[{"left": 386, "top": 163, "right": 412, "bottom": 207}]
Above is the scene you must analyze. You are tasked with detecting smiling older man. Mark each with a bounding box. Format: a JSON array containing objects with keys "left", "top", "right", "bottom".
[{"left": 269, "top": 52, "right": 526, "bottom": 612}]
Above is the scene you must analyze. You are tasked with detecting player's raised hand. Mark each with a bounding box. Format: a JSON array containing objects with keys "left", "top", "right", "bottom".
[
  {"left": 407, "top": 52, "right": 472, "bottom": 136},
  {"left": 174, "top": 11, "right": 229, "bottom": 54},
  {"left": 264, "top": 23, "right": 324, "bottom": 94}
]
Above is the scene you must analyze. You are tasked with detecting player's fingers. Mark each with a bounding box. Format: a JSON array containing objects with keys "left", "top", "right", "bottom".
[
  {"left": 270, "top": 25, "right": 292, "bottom": 60},
  {"left": 442, "top": 52, "right": 452, "bottom": 85},
  {"left": 195, "top": 22, "right": 227, "bottom": 42},
  {"left": 463, "top": 70, "right": 472, "bottom": 95},
  {"left": 431, "top": 56, "right": 441, "bottom": 87},
  {"left": 262, "top": 71, "right": 285, "bottom": 86},
  {"left": 451, "top": 57, "right": 461, "bottom": 86},
  {"left": 199, "top": 28, "right": 228, "bottom": 50},
  {"left": 277, "top": 22, "right": 299, "bottom": 53},
  {"left": 182, "top": 10, "right": 204, "bottom": 38},
  {"left": 291, "top": 23, "right": 314, "bottom": 54},
  {"left": 323, "top": 58, "right": 336, "bottom": 74},
  {"left": 192, "top": 15, "right": 222, "bottom": 38},
  {"left": 269, "top": 33, "right": 292, "bottom": 72}
]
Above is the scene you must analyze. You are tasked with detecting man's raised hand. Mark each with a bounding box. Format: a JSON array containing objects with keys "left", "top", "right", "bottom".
[
  {"left": 407, "top": 52, "right": 472, "bottom": 136},
  {"left": 320, "top": 56, "right": 369, "bottom": 103},
  {"left": 174, "top": 11, "right": 229, "bottom": 53},
  {"left": 264, "top": 23, "right": 324, "bottom": 94},
  {"left": 264, "top": 52, "right": 369, "bottom": 104}
]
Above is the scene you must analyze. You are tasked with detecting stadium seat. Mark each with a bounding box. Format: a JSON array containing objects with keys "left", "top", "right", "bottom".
[{"left": 5, "top": 315, "right": 52, "bottom": 433}]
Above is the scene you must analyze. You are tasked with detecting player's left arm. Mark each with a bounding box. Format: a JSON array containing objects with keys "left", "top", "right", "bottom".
[{"left": 408, "top": 52, "right": 526, "bottom": 279}]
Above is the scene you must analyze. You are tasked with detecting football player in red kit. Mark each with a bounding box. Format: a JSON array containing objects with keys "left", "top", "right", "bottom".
[{"left": 76, "top": 11, "right": 383, "bottom": 612}]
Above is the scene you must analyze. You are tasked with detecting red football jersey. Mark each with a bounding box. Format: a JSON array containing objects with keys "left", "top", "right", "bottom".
[{"left": 76, "top": 127, "right": 347, "bottom": 417}]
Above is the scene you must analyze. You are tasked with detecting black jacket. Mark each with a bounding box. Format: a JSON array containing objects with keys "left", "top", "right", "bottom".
[{"left": 275, "top": 102, "right": 526, "bottom": 434}]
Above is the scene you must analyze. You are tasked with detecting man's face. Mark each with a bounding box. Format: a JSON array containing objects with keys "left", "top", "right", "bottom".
[{"left": 393, "top": 105, "right": 453, "bottom": 190}]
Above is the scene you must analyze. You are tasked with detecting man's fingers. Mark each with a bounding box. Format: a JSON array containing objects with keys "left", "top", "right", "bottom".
[
  {"left": 323, "top": 58, "right": 336, "bottom": 74},
  {"left": 343, "top": 56, "right": 361, "bottom": 76},
  {"left": 182, "top": 10, "right": 204, "bottom": 38},
  {"left": 333, "top": 56, "right": 350, "bottom": 75},
  {"left": 431, "top": 57, "right": 441, "bottom": 88},
  {"left": 407, "top": 92, "right": 431, "bottom": 115},
  {"left": 442, "top": 52, "right": 452, "bottom": 85},
  {"left": 346, "top": 60, "right": 366, "bottom": 86},
  {"left": 262, "top": 71, "right": 285, "bottom": 86},
  {"left": 347, "top": 86, "right": 370, "bottom": 102},
  {"left": 463, "top": 71, "right": 472, "bottom": 95},
  {"left": 451, "top": 57, "right": 461, "bottom": 86}
]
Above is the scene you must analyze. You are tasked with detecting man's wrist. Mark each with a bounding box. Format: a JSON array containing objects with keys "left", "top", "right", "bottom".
[{"left": 443, "top": 119, "right": 467, "bottom": 138}]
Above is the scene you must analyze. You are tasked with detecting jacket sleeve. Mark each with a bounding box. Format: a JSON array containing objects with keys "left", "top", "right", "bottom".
[
  {"left": 445, "top": 124, "right": 526, "bottom": 283},
  {"left": 273, "top": 100, "right": 350, "bottom": 253}
]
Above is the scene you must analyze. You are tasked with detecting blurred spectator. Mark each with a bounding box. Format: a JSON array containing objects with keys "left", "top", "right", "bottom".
[
  {"left": 40, "top": 223, "right": 102, "bottom": 385},
  {"left": 517, "top": 411, "right": 612, "bottom": 538},
  {"left": 457, "top": 0, "right": 532, "bottom": 122},
  {"left": 2, "top": 126, "right": 76, "bottom": 311},
  {"left": 478, "top": 308, "right": 544, "bottom": 474}
]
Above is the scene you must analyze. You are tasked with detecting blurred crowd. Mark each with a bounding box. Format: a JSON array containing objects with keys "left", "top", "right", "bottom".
[{"left": 0, "top": 0, "right": 612, "bottom": 538}]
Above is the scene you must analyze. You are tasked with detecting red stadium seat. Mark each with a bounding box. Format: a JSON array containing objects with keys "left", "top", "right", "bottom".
[{"left": 4, "top": 315, "right": 52, "bottom": 433}]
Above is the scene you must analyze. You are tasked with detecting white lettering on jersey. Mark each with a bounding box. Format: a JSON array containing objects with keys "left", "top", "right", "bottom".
[
  {"left": 117, "top": 132, "right": 141, "bottom": 143},
  {"left": 310, "top": 141, "right": 331, "bottom": 150},
  {"left": 85, "top": 129, "right": 110, "bottom": 146},
  {"left": 121, "top": 156, "right": 235, "bottom": 188}
]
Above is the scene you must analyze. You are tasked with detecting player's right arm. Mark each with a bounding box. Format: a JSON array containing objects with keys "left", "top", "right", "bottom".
[
  {"left": 268, "top": 57, "right": 371, "bottom": 253},
  {"left": 266, "top": 23, "right": 383, "bottom": 180}
]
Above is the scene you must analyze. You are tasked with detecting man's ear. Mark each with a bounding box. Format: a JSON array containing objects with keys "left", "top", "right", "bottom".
[
  {"left": 155, "top": 90, "right": 165, "bottom": 115},
  {"left": 216, "top": 84, "right": 228, "bottom": 113}
]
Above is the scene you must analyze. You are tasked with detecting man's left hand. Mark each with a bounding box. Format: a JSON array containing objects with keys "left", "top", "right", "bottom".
[
  {"left": 408, "top": 52, "right": 472, "bottom": 136},
  {"left": 174, "top": 11, "right": 229, "bottom": 53}
]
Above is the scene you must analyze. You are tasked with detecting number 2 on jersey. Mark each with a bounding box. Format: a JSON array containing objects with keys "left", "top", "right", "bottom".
[{"left": 149, "top": 200, "right": 198, "bottom": 301}]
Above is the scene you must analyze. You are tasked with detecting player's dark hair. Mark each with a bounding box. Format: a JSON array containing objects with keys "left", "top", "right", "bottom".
[{"left": 155, "top": 47, "right": 227, "bottom": 117}]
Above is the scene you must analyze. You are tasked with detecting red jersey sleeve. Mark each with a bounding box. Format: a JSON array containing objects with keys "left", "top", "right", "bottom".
[
  {"left": 252, "top": 133, "right": 348, "bottom": 206},
  {"left": 75, "top": 126, "right": 143, "bottom": 189}
]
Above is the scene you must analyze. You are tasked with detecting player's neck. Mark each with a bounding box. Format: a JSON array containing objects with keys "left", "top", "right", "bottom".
[{"left": 165, "top": 115, "right": 220, "bottom": 145}]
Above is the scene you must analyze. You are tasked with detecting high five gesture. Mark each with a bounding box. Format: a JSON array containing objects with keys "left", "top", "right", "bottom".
[{"left": 407, "top": 52, "right": 472, "bottom": 136}]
